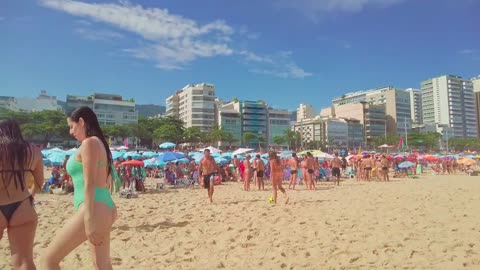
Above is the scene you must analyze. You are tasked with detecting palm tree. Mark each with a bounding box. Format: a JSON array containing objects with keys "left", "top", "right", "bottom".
[{"left": 243, "top": 132, "right": 257, "bottom": 148}]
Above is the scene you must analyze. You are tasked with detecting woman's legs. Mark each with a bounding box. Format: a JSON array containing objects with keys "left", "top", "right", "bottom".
[
  {"left": 41, "top": 202, "right": 116, "bottom": 270},
  {"left": 87, "top": 203, "right": 116, "bottom": 270},
  {"left": 7, "top": 199, "right": 38, "bottom": 270},
  {"left": 41, "top": 209, "right": 87, "bottom": 270}
]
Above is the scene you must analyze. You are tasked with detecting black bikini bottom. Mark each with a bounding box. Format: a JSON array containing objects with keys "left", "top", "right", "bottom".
[{"left": 0, "top": 196, "right": 33, "bottom": 223}]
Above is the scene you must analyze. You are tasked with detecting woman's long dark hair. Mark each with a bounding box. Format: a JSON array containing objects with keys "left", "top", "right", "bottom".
[
  {"left": 268, "top": 151, "right": 281, "bottom": 165},
  {"left": 0, "top": 119, "right": 32, "bottom": 195},
  {"left": 69, "top": 107, "right": 113, "bottom": 176}
]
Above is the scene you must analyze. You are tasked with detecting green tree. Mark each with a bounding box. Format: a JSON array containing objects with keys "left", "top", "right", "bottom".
[
  {"left": 23, "top": 110, "right": 68, "bottom": 145},
  {"left": 283, "top": 129, "right": 297, "bottom": 150},
  {"left": 257, "top": 135, "right": 267, "bottom": 151},
  {"left": 153, "top": 125, "right": 183, "bottom": 144},
  {"left": 232, "top": 97, "right": 239, "bottom": 103},
  {"left": 222, "top": 131, "right": 238, "bottom": 148},
  {"left": 243, "top": 132, "right": 257, "bottom": 148},
  {"left": 184, "top": 127, "right": 203, "bottom": 144},
  {"left": 209, "top": 125, "right": 226, "bottom": 146},
  {"left": 272, "top": 136, "right": 286, "bottom": 146}
]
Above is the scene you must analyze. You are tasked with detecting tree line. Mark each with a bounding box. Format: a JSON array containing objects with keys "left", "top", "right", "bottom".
[{"left": 2, "top": 110, "right": 479, "bottom": 151}]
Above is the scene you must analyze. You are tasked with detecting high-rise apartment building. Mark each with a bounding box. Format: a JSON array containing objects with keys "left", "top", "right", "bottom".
[
  {"left": 267, "top": 108, "right": 291, "bottom": 145},
  {"left": 165, "top": 83, "right": 216, "bottom": 132},
  {"left": 218, "top": 100, "right": 290, "bottom": 148},
  {"left": 321, "top": 102, "right": 386, "bottom": 144},
  {"left": 296, "top": 104, "right": 316, "bottom": 121},
  {"left": 421, "top": 75, "right": 477, "bottom": 138},
  {"left": 293, "top": 116, "right": 363, "bottom": 148},
  {"left": 332, "top": 86, "right": 411, "bottom": 135},
  {"left": 406, "top": 88, "right": 423, "bottom": 125},
  {"left": 66, "top": 93, "right": 138, "bottom": 125},
  {"left": 472, "top": 76, "right": 480, "bottom": 138}
]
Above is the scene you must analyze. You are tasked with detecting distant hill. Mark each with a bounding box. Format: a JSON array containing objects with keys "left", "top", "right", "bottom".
[{"left": 136, "top": 104, "right": 166, "bottom": 117}]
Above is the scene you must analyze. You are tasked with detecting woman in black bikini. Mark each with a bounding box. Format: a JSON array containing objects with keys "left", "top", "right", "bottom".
[{"left": 0, "top": 119, "right": 44, "bottom": 270}]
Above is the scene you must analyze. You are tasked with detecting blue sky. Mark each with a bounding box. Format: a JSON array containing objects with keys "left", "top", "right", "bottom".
[{"left": 1, "top": 0, "right": 479, "bottom": 111}]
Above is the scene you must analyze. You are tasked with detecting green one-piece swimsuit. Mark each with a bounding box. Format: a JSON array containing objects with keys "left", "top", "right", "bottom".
[{"left": 66, "top": 156, "right": 115, "bottom": 211}]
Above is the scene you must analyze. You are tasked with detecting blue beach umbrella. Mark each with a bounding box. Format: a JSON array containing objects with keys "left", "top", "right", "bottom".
[
  {"left": 159, "top": 142, "right": 176, "bottom": 149},
  {"left": 42, "top": 158, "right": 51, "bottom": 166},
  {"left": 398, "top": 161, "right": 416, "bottom": 169},
  {"left": 157, "top": 152, "right": 180, "bottom": 162},
  {"left": 142, "top": 151, "right": 159, "bottom": 158},
  {"left": 111, "top": 151, "right": 124, "bottom": 160},
  {"left": 47, "top": 152, "right": 68, "bottom": 166}
]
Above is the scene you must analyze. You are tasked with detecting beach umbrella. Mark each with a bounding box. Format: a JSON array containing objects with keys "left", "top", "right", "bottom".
[
  {"left": 314, "top": 152, "right": 334, "bottom": 159},
  {"left": 249, "top": 156, "right": 269, "bottom": 165},
  {"left": 200, "top": 146, "right": 221, "bottom": 154},
  {"left": 116, "top": 146, "right": 128, "bottom": 151},
  {"left": 47, "top": 153, "right": 67, "bottom": 166},
  {"left": 65, "top": 147, "right": 77, "bottom": 155},
  {"left": 142, "top": 151, "right": 159, "bottom": 158},
  {"left": 214, "top": 157, "right": 228, "bottom": 165},
  {"left": 221, "top": 153, "right": 233, "bottom": 160},
  {"left": 398, "top": 161, "right": 416, "bottom": 169},
  {"left": 111, "top": 151, "right": 124, "bottom": 160},
  {"left": 232, "top": 148, "right": 254, "bottom": 155},
  {"left": 123, "top": 152, "right": 142, "bottom": 160},
  {"left": 159, "top": 142, "right": 176, "bottom": 149},
  {"left": 157, "top": 152, "right": 180, "bottom": 162},
  {"left": 121, "top": 160, "right": 144, "bottom": 166},
  {"left": 42, "top": 158, "right": 51, "bottom": 166},
  {"left": 466, "top": 155, "right": 476, "bottom": 159},
  {"left": 177, "top": 158, "right": 190, "bottom": 164},
  {"left": 457, "top": 158, "right": 476, "bottom": 166}
]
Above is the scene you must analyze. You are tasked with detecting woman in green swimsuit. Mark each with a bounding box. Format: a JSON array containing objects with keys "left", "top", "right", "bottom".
[{"left": 42, "top": 107, "right": 117, "bottom": 270}]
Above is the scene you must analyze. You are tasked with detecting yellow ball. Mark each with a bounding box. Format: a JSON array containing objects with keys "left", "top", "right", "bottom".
[{"left": 268, "top": 197, "right": 274, "bottom": 203}]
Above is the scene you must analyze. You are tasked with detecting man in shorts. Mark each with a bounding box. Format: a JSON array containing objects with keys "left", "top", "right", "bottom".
[
  {"left": 380, "top": 155, "right": 390, "bottom": 182},
  {"left": 254, "top": 154, "right": 265, "bottom": 190},
  {"left": 198, "top": 149, "right": 218, "bottom": 203},
  {"left": 331, "top": 153, "right": 342, "bottom": 186}
]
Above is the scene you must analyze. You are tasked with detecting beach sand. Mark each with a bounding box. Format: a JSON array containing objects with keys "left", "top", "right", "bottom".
[{"left": 1, "top": 172, "right": 480, "bottom": 269}]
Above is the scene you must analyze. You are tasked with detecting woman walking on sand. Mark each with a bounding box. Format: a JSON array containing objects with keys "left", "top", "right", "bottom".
[
  {"left": 0, "top": 119, "right": 44, "bottom": 270},
  {"left": 269, "top": 152, "right": 289, "bottom": 204},
  {"left": 42, "top": 107, "right": 117, "bottom": 270}
]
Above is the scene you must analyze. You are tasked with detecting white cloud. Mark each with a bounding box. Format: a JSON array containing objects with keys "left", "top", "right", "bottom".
[
  {"left": 75, "top": 27, "right": 124, "bottom": 41},
  {"left": 458, "top": 49, "right": 476, "bottom": 54},
  {"left": 243, "top": 51, "right": 312, "bottom": 79},
  {"left": 275, "top": 0, "right": 404, "bottom": 22},
  {"left": 40, "top": 0, "right": 311, "bottom": 78}
]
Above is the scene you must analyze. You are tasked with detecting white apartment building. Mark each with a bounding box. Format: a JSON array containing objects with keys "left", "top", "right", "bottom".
[
  {"left": 332, "top": 86, "right": 411, "bottom": 135},
  {"left": 296, "top": 104, "right": 316, "bottom": 121},
  {"left": 165, "top": 83, "right": 216, "bottom": 132},
  {"left": 421, "top": 75, "right": 477, "bottom": 138},
  {"left": 472, "top": 76, "right": 480, "bottom": 138},
  {"left": 406, "top": 88, "right": 423, "bottom": 124},
  {"left": 0, "top": 90, "right": 62, "bottom": 112},
  {"left": 66, "top": 93, "right": 138, "bottom": 126}
]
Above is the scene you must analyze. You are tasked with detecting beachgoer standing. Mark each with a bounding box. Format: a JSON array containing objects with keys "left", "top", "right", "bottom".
[
  {"left": 42, "top": 107, "right": 117, "bottom": 269},
  {"left": 331, "top": 153, "right": 342, "bottom": 186},
  {"left": 198, "top": 149, "right": 218, "bottom": 203},
  {"left": 243, "top": 155, "right": 252, "bottom": 191},
  {"left": 1, "top": 119, "right": 44, "bottom": 270},
  {"left": 255, "top": 155, "right": 265, "bottom": 190},
  {"left": 288, "top": 153, "right": 299, "bottom": 189},
  {"left": 268, "top": 152, "right": 289, "bottom": 204}
]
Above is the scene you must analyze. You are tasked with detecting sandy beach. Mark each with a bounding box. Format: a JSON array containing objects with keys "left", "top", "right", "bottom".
[{"left": 1, "top": 173, "right": 480, "bottom": 270}]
